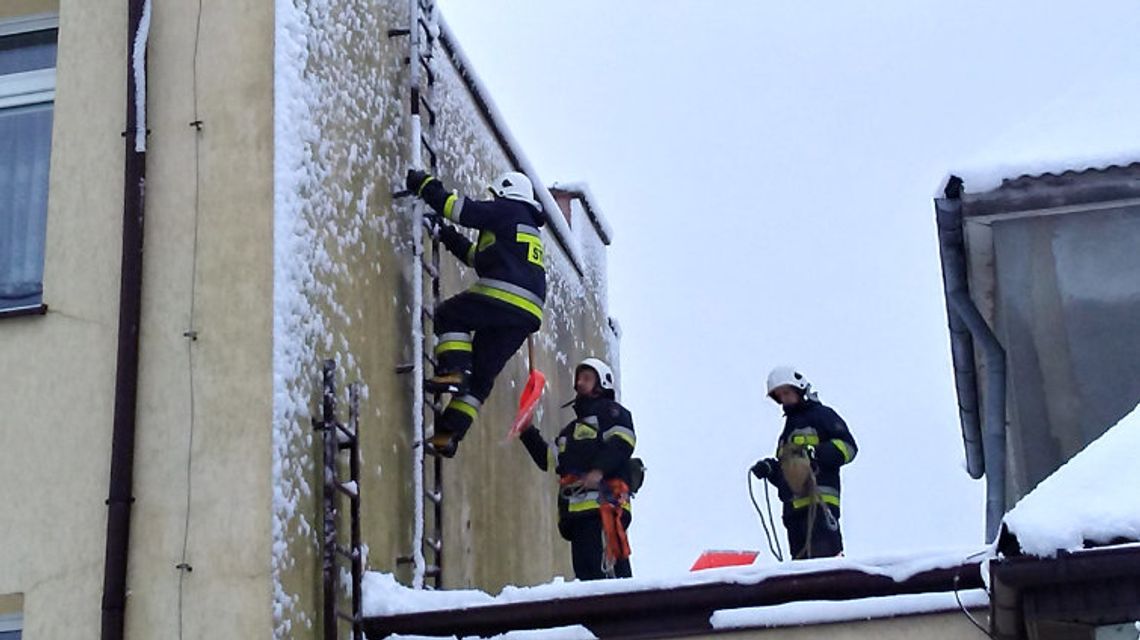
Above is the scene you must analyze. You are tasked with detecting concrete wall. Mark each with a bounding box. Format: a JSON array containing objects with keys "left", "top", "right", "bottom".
[
  {"left": 703, "top": 610, "right": 988, "bottom": 640},
  {"left": 961, "top": 197, "right": 1140, "bottom": 503},
  {"left": 0, "top": 1, "right": 274, "bottom": 638}
]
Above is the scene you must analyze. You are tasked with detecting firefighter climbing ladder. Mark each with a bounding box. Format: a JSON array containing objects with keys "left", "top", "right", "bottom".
[
  {"left": 315, "top": 359, "right": 364, "bottom": 640},
  {"left": 391, "top": 0, "right": 445, "bottom": 590}
]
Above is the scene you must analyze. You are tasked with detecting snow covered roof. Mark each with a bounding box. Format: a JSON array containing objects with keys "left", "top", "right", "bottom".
[
  {"left": 1001, "top": 402, "right": 1140, "bottom": 558},
  {"left": 947, "top": 162, "right": 1140, "bottom": 220},
  {"left": 363, "top": 547, "right": 990, "bottom": 637}
]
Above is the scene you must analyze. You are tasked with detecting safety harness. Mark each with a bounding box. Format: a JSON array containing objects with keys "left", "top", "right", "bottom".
[
  {"left": 778, "top": 443, "right": 839, "bottom": 559},
  {"left": 561, "top": 475, "right": 632, "bottom": 578}
]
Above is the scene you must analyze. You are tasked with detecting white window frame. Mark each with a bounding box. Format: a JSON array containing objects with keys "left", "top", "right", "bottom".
[
  {"left": 0, "top": 13, "right": 58, "bottom": 315},
  {"left": 0, "top": 12, "right": 57, "bottom": 107}
]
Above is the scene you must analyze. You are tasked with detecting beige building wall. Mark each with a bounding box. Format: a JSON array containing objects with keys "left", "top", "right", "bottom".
[{"left": 0, "top": 1, "right": 274, "bottom": 639}]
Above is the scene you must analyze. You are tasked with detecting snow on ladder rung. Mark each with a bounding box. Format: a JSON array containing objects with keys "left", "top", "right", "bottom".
[
  {"left": 425, "top": 489, "right": 442, "bottom": 505},
  {"left": 335, "top": 544, "right": 359, "bottom": 560},
  {"left": 335, "top": 480, "right": 359, "bottom": 498},
  {"left": 424, "top": 565, "right": 441, "bottom": 578},
  {"left": 335, "top": 423, "right": 356, "bottom": 445},
  {"left": 425, "top": 537, "right": 442, "bottom": 553},
  {"left": 419, "top": 256, "right": 438, "bottom": 279},
  {"left": 420, "top": 304, "right": 433, "bottom": 321},
  {"left": 424, "top": 399, "right": 445, "bottom": 415}
]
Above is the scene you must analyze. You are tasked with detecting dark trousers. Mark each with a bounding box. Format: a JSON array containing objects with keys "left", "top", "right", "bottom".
[
  {"left": 561, "top": 514, "right": 633, "bottom": 581},
  {"left": 783, "top": 503, "right": 843, "bottom": 559},
  {"left": 434, "top": 292, "right": 538, "bottom": 437}
]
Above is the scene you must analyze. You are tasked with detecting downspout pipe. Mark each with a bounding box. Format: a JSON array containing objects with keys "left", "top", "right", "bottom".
[
  {"left": 101, "top": 0, "right": 151, "bottom": 637},
  {"left": 935, "top": 176, "right": 985, "bottom": 480},
  {"left": 936, "top": 176, "right": 1008, "bottom": 542}
]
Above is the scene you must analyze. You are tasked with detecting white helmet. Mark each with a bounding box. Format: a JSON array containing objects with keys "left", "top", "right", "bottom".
[
  {"left": 488, "top": 171, "right": 540, "bottom": 209},
  {"left": 576, "top": 357, "right": 615, "bottom": 393},
  {"left": 766, "top": 365, "right": 811, "bottom": 398}
]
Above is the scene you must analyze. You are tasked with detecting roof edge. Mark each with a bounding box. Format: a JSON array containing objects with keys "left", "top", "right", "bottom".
[{"left": 363, "top": 562, "right": 984, "bottom": 638}]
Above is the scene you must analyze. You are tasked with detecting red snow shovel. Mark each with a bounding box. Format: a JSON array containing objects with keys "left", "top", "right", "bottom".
[
  {"left": 689, "top": 550, "right": 760, "bottom": 571},
  {"left": 507, "top": 337, "right": 546, "bottom": 439}
]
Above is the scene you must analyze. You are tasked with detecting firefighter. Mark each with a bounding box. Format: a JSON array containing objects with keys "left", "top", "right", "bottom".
[
  {"left": 751, "top": 366, "right": 857, "bottom": 559},
  {"left": 404, "top": 169, "right": 547, "bottom": 457},
  {"left": 519, "top": 358, "right": 636, "bottom": 580}
]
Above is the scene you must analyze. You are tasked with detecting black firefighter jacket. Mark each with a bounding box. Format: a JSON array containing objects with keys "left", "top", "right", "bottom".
[
  {"left": 520, "top": 395, "right": 636, "bottom": 526},
  {"left": 419, "top": 178, "right": 547, "bottom": 324},
  {"left": 769, "top": 399, "right": 857, "bottom": 516}
]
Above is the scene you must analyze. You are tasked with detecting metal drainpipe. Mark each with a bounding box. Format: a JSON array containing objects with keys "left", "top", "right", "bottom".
[
  {"left": 936, "top": 177, "right": 1008, "bottom": 542},
  {"left": 935, "top": 177, "right": 985, "bottom": 480},
  {"left": 101, "top": 0, "right": 150, "bottom": 637}
]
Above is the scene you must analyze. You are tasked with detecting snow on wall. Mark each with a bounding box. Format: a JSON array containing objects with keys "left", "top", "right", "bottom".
[
  {"left": 1003, "top": 402, "right": 1140, "bottom": 557},
  {"left": 275, "top": 0, "right": 619, "bottom": 624},
  {"left": 274, "top": 0, "right": 406, "bottom": 636}
]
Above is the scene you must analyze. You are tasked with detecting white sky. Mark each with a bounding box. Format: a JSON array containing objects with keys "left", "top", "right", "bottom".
[{"left": 436, "top": 0, "right": 1140, "bottom": 579}]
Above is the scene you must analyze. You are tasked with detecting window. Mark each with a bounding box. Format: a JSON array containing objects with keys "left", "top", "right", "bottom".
[
  {"left": 0, "top": 612, "right": 19, "bottom": 639},
  {"left": 0, "top": 15, "right": 56, "bottom": 316}
]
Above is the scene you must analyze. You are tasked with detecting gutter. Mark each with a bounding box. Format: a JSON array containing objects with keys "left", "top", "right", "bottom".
[
  {"left": 100, "top": 1, "right": 151, "bottom": 637},
  {"left": 436, "top": 16, "right": 585, "bottom": 277},
  {"left": 363, "top": 563, "right": 984, "bottom": 639},
  {"left": 936, "top": 176, "right": 1007, "bottom": 542},
  {"left": 990, "top": 545, "right": 1140, "bottom": 640}
]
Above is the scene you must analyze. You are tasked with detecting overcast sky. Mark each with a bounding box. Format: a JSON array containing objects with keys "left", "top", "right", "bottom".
[{"left": 436, "top": 0, "right": 1140, "bottom": 579}]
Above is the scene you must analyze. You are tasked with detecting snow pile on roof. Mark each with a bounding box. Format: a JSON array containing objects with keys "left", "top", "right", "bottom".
[
  {"left": 363, "top": 546, "right": 990, "bottom": 621},
  {"left": 712, "top": 590, "right": 989, "bottom": 630},
  {"left": 1003, "top": 402, "right": 1140, "bottom": 557},
  {"left": 953, "top": 65, "right": 1140, "bottom": 193}
]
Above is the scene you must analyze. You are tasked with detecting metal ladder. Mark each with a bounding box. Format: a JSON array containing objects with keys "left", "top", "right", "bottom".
[
  {"left": 391, "top": 0, "right": 445, "bottom": 591},
  {"left": 316, "top": 359, "right": 364, "bottom": 639}
]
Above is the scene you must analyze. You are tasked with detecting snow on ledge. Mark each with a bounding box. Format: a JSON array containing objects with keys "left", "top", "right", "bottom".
[
  {"left": 1003, "top": 402, "right": 1140, "bottom": 557},
  {"left": 712, "top": 589, "right": 989, "bottom": 630},
  {"left": 550, "top": 181, "right": 614, "bottom": 245},
  {"left": 363, "top": 546, "right": 992, "bottom": 618}
]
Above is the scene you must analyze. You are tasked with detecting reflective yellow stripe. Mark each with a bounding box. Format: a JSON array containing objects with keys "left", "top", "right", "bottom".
[
  {"left": 792, "top": 493, "right": 840, "bottom": 509},
  {"left": 416, "top": 175, "right": 435, "bottom": 195},
  {"left": 573, "top": 423, "right": 598, "bottom": 440},
  {"left": 832, "top": 439, "right": 853, "bottom": 463},
  {"left": 791, "top": 434, "right": 820, "bottom": 446},
  {"left": 464, "top": 242, "right": 476, "bottom": 266},
  {"left": 476, "top": 230, "right": 496, "bottom": 251},
  {"left": 567, "top": 501, "right": 631, "bottom": 513},
  {"left": 447, "top": 399, "right": 479, "bottom": 420},
  {"left": 434, "top": 341, "right": 472, "bottom": 355},
  {"left": 443, "top": 193, "right": 458, "bottom": 220},
  {"left": 516, "top": 231, "right": 545, "bottom": 267},
  {"left": 603, "top": 427, "right": 636, "bottom": 448},
  {"left": 546, "top": 449, "right": 557, "bottom": 470},
  {"left": 470, "top": 284, "right": 543, "bottom": 321}
]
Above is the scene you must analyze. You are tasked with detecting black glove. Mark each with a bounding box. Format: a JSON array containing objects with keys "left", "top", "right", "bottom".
[
  {"left": 423, "top": 212, "right": 442, "bottom": 234},
  {"left": 405, "top": 169, "right": 432, "bottom": 195},
  {"left": 750, "top": 458, "right": 778, "bottom": 480}
]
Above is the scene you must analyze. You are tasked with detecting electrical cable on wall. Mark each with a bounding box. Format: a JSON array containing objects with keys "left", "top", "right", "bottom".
[{"left": 178, "top": 1, "right": 206, "bottom": 637}]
